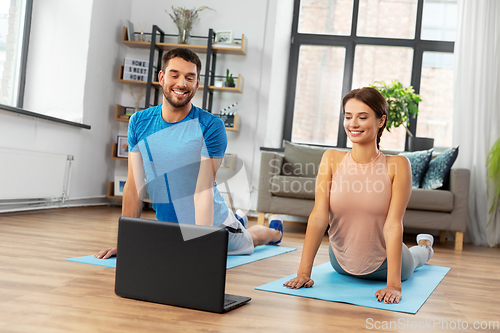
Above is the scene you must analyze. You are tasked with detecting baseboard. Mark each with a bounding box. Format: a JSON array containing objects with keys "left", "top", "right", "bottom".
[{"left": 0, "top": 196, "right": 109, "bottom": 214}]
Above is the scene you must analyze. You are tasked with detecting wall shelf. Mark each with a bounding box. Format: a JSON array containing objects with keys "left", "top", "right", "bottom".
[
  {"left": 114, "top": 104, "right": 131, "bottom": 122},
  {"left": 109, "top": 25, "right": 247, "bottom": 202},
  {"left": 107, "top": 182, "right": 122, "bottom": 199},
  {"left": 122, "top": 27, "right": 247, "bottom": 56},
  {"left": 118, "top": 66, "right": 243, "bottom": 93}
]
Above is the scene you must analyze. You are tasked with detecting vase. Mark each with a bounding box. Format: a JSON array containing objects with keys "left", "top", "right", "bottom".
[{"left": 177, "top": 28, "right": 190, "bottom": 44}]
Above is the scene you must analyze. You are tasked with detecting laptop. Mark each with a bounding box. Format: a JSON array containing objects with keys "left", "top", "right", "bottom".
[{"left": 114, "top": 216, "right": 251, "bottom": 313}]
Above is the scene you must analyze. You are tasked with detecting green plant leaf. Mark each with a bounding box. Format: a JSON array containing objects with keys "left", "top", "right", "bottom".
[
  {"left": 487, "top": 137, "right": 500, "bottom": 224},
  {"left": 369, "top": 79, "right": 421, "bottom": 135}
]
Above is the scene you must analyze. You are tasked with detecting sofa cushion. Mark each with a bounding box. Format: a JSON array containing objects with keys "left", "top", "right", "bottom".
[
  {"left": 422, "top": 146, "right": 459, "bottom": 190},
  {"left": 407, "top": 188, "right": 454, "bottom": 212},
  {"left": 400, "top": 148, "right": 434, "bottom": 188},
  {"left": 282, "top": 140, "right": 328, "bottom": 177},
  {"left": 270, "top": 175, "right": 316, "bottom": 200}
]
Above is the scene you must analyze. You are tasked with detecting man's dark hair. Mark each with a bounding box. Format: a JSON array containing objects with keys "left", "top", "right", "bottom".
[{"left": 161, "top": 48, "right": 202, "bottom": 78}]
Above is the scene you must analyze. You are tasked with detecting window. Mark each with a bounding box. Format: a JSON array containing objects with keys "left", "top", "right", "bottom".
[
  {"left": 292, "top": 46, "right": 345, "bottom": 145},
  {"left": 0, "top": 0, "right": 31, "bottom": 108},
  {"left": 0, "top": 0, "right": 89, "bottom": 129},
  {"left": 284, "top": 0, "right": 457, "bottom": 150}
]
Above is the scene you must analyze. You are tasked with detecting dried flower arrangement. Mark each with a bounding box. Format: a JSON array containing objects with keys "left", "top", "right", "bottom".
[
  {"left": 166, "top": 6, "right": 215, "bottom": 44},
  {"left": 126, "top": 84, "right": 146, "bottom": 114}
]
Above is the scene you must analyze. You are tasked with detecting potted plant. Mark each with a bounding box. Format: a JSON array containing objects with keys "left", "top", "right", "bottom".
[
  {"left": 487, "top": 137, "right": 500, "bottom": 225},
  {"left": 369, "top": 80, "right": 432, "bottom": 151},
  {"left": 224, "top": 69, "right": 235, "bottom": 87}
]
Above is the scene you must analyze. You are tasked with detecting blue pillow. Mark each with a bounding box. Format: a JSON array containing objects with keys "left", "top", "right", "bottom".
[
  {"left": 400, "top": 149, "right": 434, "bottom": 188},
  {"left": 421, "top": 147, "right": 459, "bottom": 190}
]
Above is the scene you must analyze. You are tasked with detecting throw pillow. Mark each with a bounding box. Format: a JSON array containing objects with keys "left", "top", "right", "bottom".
[
  {"left": 282, "top": 140, "right": 328, "bottom": 177},
  {"left": 400, "top": 148, "right": 434, "bottom": 188},
  {"left": 421, "top": 146, "right": 459, "bottom": 190}
]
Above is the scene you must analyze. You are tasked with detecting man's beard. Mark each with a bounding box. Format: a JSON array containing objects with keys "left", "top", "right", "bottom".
[{"left": 163, "top": 86, "right": 196, "bottom": 108}]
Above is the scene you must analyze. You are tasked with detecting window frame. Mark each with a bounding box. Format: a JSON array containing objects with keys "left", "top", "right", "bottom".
[
  {"left": 0, "top": 0, "right": 90, "bottom": 130},
  {"left": 284, "top": 0, "right": 454, "bottom": 150}
]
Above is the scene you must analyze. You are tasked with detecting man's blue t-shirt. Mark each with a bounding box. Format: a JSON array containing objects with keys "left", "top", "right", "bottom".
[{"left": 128, "top": 104, "right": 229, "bottom": 226}]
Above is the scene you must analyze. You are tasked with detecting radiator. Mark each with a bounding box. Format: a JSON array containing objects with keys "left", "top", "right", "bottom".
[{"left": 0, "top": 147, "right": 71, "bottom": 200}]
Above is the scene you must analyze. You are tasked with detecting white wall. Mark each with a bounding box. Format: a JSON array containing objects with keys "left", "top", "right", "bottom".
[
  {"left": 119, "top": 0, "right": 290, "bottom": 211},
  {"left": 0, "top": 0, "right": 290, "bottom": 212},
  {"left": 0, "top": 0, "right": 132, "bottom": 204}
]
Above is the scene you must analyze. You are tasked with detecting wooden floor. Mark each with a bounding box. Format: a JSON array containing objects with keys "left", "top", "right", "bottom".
[{"left": 0, "top": 206, "right": 499, "bottom": 332}]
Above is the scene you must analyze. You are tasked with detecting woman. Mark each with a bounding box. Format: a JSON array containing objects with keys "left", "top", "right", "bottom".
[{"left": 283, "top": 87, "right": 434, "bottom": 304}]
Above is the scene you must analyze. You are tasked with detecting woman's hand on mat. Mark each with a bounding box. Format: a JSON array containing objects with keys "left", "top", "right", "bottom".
[
  {"left": 375, "top": 287, "right": 402, "bottom": 304},
  {"left": 94, "top": 247, "right": 117, "bottom": 259},
  {"left": 283, "top": 274, "right": 314, "bottom": 289}
]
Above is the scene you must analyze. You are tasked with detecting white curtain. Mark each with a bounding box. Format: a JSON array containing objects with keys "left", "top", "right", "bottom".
[{"left": 453, "top": 0, "right": 500, "bottom": 246}]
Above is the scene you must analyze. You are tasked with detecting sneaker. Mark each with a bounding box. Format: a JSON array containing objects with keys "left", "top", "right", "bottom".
[
  {"left": 234, "top": 209, "right": 248, "bottom": 229},
  {"left": 416, "top": 234, "right": 434, "bottom": 260},
  {"left": 268, "top": 214, "right": 283, "bottom": 245}
]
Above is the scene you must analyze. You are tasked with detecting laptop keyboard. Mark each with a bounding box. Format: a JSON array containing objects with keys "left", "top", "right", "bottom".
[{"left": 224, "top": 299, "right": 237, "bottom": 307}]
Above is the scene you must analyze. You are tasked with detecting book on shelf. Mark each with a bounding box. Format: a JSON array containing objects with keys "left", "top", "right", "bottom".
[{"left": 125, "top": 107, "right": 142, "bottom": 116}]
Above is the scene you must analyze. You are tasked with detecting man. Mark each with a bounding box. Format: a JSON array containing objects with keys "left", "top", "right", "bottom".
[{"left": 96, "top": 48, "right": 282, "bottom": 259}]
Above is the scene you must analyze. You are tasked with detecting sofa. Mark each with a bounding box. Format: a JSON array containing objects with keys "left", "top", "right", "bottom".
[{"left": 257, "top": 142, "right": 470, "bottom": 251}]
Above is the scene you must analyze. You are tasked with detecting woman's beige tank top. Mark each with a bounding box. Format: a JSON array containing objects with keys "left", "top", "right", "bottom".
[{"left": 328, "top": 151, "right": 392, "bottom": 275}]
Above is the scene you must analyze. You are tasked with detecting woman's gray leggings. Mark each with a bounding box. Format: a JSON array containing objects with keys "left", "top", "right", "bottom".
[{"left": 328, "top": 243, "right": 429, "bottom": 281}]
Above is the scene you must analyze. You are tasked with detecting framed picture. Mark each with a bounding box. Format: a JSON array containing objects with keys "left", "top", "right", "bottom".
[
  {"left": 215, "top": 30, "right": 234, "bottom": 44},
  {"left": 126, "top": 20, "right": 135, "bottom": 41},
  {"left": 114, "top": 176, "right": 127, "bottom": 196},
  {"left": 117, "top": 136, "right": 128, "bottom": 158}
]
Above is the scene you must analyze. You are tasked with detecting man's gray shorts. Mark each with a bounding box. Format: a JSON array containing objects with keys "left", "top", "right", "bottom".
[{"left": 221, "top": 209, "right": 254, "bottom": 255}]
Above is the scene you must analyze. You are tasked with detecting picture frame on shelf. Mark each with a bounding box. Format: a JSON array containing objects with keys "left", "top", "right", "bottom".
[
  {"left": 117, "top": 136, "right": 129, "bottom": 158},
  {"left": 114, "top": 176, "right": 127, "bottom": 196},
  {"left": 214, "top": 30, "right": 234, "bottom": 44},
  {"left": 126, "top": 20, "right": 135, "bottom": 41}
]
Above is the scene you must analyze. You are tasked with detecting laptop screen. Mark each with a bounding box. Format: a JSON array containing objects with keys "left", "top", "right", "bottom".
[{"left": 115, "top": 217, "right": 229, "bottom": 312}]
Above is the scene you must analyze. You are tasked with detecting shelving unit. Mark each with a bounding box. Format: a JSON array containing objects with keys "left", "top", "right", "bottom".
[
  {"left": 120, "top": 26, "right": 245, "bottom": 111},
  {"left": 118, "top": 65, "right": 244, "bottom": 93},
  {"left": 109, "top": 25, "right": 247, "bottom": 204}
]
